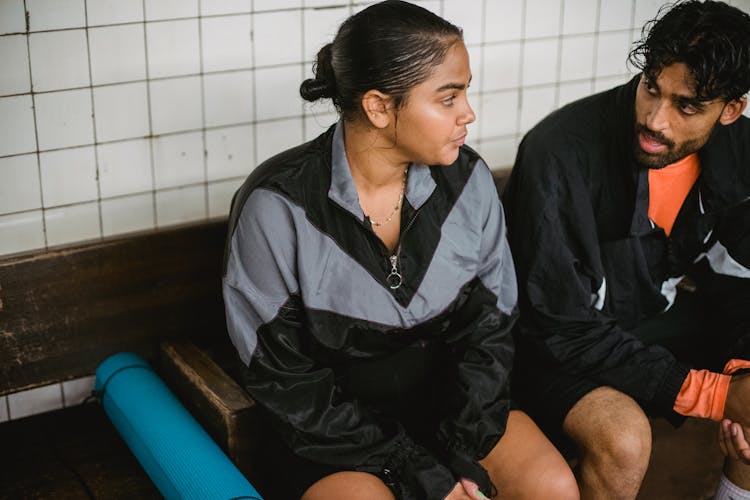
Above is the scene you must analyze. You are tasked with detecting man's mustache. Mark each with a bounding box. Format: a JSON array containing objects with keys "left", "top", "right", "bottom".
[{"left": 635, "top": 123, "right": 675, "bottom": 149}]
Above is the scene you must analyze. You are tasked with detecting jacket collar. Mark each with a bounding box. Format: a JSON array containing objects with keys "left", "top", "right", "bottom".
[{"left": 328, "top": 121, "right": 436, "bottom": 219}]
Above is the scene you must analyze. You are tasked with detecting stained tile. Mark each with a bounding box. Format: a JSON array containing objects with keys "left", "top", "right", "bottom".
[
  {"left": 98, "top": 139, "right": 153, "bottom": 198},
  {"left": 27, "top": 0, "right": 85, "bottom": 31},
  {"left": 156, "top": 185, "right": 206, "bottom": 226},
  {"left": 203, "top": 71, "right": 254, "bottom": 127},
  {"left": 254, "top": 10, "right": 302, "bottom": 67},
  {"left": 200, "top": 15, "right": 253, "bottom": 73},
  {"left": 8, "top": 384, "right": 63, "bottom": 420},
  {"left": 87, "top": 0, "right": 144, "bottom": 25},
  {"left": 101, "top": 193, "right": 155, "bottom": 237},
  {"left": 62, "top": 376, "right": 96, "bottom": 407},
  {"left": 0, "top": 95, "right": 36, "bottom": 156},
  {"left": 255, "top": 117, "right": 302, "bottom": 164},
  {"left": 0, "top": 35, "right": 31, "bottom": 96},
  {"left": 35, "top": 89, "right": 94, "bottom": 151},
  {"left": 0, "top": 154, "right": 41, "bottom": 213},
  {"left": 0, "top": 0, "right": 26, "bottom": 35},
  {"left": 89, "top": 24, "right": 147, "bottom": 85},
  {"left": 39, "top": 146, "right": 98, "bottom": 207},
  {"left": 0, "top": 210, "right": 45, "bottom": 255},
  {"left": 44, "top": 202, "right": 101, "bottom": 247},
  {"left": 152, "top": 131, "right": 205, "bottom": 189},
  {"left": 146, "top": 19, "right": 201, "bottom": 78},
  {"left": 29, "top": 30, "right": 90, "bottom": 92},
  {"left": 93, "top": 82, "right": 150, "bottom": 142},
  {"left": 205, "top": 125, "right": 254, "bottom": 181},
  {"left": 149, "top": 77, "right": 202, "bottom": 134}
]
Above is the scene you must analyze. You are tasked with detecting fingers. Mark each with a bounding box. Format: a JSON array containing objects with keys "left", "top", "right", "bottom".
[
  {"left": 719, "top": 419, "right": 730, "bottom": 457},
  {"left": 444, "top": 482, "right": 472, "bottom": 500},
  {"left": 730, "top": 422, "right": 750, "bottom": 465},
  {"left": 719, "top": 419, "right": 750, "bottom": 465},
  {"left": 720, "top": 419, "right": 737, "bottom": 459},
  {"left": 460, "top": 478, "right": 489, "bottom": 500}
]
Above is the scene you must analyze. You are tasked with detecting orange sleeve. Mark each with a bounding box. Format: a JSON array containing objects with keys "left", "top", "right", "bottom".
[{"left": 673, "top": 359, "right": 750, "bottom": 420}]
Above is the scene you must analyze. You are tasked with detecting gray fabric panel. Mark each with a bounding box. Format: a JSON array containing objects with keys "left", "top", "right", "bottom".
[
  {"left": 308, "top": 160, "right": 512, "bottom": 322},
  {"left": 223, "top": 190, "right": 300, "bottom": 365},
  {"left": 224, "top": 160, "right": 516, "bottom": 361},
  {"left": 705, "top": 240, "right": 750, "bottom": 278},
  {"left": 327, "top": 121, "right": 436, "bottom": 218}
]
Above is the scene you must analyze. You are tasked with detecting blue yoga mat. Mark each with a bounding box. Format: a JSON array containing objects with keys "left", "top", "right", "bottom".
[{"left": 95, "top": 352, "right": 262, "bottom": 500}]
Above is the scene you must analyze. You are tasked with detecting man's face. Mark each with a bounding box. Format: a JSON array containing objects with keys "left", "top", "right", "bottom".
[{"left": 634, "top": 62, "right": 730, "bottom": 169}]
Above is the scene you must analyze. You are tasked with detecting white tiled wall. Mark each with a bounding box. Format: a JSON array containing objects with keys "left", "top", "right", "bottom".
[{"left": 1, "top": 0, "right": 749, "bottom": 420}]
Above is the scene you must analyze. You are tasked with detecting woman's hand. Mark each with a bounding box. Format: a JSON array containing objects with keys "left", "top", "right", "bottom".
[{"left": 444, "top": 479, "right": 489, "bottom": 499}]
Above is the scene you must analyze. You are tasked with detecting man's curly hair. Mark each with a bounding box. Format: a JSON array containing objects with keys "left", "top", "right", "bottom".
[{"left": 629, "top": 0, "right": 750, "bottom": 102}]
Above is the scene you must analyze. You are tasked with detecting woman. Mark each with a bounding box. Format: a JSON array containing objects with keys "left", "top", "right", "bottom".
[{"left": 222, "top": 2, "right": 578, "bottom": 499}]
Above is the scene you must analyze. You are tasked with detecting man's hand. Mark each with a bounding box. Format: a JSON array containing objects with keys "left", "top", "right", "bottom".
[
  {"left": 724, "top": 372, "right": 750, "bottom": 428},
  {"left": 719, "top": 418, "right": 750, "bottom": 464}
]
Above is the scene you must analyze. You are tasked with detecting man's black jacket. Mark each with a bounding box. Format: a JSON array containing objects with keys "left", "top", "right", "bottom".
[{"left": 503, "top": 75, "right": 750, "bottom": 415}]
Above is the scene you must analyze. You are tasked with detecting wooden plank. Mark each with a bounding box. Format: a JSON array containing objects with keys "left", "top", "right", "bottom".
[
  {"left": 0, "top": 219, "right": 229, "bottom": 395},
  {"left": 159, "top": 340, "right": 260, "bottom": 475}
]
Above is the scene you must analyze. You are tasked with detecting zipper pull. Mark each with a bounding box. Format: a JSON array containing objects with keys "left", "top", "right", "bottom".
[{"left": 387, "top": 254, "right": 402, "bottom": 290}]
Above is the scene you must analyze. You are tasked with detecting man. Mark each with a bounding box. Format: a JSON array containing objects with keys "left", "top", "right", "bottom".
[{"left": 503, "top": 1, "right": 750, "bottom": 498}]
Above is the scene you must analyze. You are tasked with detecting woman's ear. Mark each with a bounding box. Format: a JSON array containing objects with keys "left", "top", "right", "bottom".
[
  {"left": 719, "top": 97, "right": 747, "bottom": 126},
  {"left": 361, "top": 90, "right": 392, "bottom": 129}
]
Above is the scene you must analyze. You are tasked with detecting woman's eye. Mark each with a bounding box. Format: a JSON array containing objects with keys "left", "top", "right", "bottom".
[{"left": 443, "top": 96, "right": 456, "bottom": 106}]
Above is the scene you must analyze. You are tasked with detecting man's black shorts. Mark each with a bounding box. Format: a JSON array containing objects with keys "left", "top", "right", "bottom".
[{"left": 510, "top": 288, "right": 723, "bottom": 451}]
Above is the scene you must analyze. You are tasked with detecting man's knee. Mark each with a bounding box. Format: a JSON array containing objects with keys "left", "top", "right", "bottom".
[{"left": 564, "top": 386, "right": 652, "bottom": 471}]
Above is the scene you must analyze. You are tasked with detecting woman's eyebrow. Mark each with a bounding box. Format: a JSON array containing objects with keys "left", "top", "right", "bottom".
[{"left": 436, "top": 75, "right": 473, "bottom": 92}]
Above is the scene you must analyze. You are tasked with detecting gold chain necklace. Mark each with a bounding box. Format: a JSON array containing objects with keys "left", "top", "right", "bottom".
[{"left": 368, "top": 167, "right": 408, "bottom": 228}]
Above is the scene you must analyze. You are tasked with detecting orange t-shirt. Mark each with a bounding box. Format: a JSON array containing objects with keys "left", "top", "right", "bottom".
[{"left": 647, "top": 153, "right": 700, "bottom": 236}]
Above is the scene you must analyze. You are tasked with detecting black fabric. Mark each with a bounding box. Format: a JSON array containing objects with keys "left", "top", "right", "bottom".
[
  {"left": 504, "top": 74, "right": 750, "bottom": 422},
  {"left": 226, "top": 124, "right": 478, "bottom": 308},
  {"left": 512, "top": 287, "right": 716, "bottom": 452},
  {"left": 223, "top": 123, "right": 516, "bottom": 499}
]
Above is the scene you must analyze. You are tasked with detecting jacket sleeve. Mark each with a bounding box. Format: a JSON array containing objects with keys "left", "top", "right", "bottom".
[
  {"left": 223, "top": 188, "right": 455, "bottom": 500},
  {"left": 434, "top": 165, "right": 518, "bottom": 495},
  {"left": 503, "top": 142, "right": 689, "bottom": 415},
  {"left": 696, "top": 199, "right": 750, "bottom": 359}
]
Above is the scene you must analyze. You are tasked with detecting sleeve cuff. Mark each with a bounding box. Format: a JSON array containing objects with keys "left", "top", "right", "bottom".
[
  {"left": 673, "top": 368, "right": 730, "bottom": 421},
  {"left": 378, "top": 437, "right": 455, "bottom": 500},
  {"left": 656, "top": 362, "right": 692, "bottom": 415},
  {"left": 444, "top": 451, "right": 495, "bottom": 498}
]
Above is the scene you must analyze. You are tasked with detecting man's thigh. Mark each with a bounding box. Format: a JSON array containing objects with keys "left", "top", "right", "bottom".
[
  {"left": 511, "top": 350, "right": 601, "bottom": 454},
  {"left": 512, "top": 288, "right": 708, "bottom": 449}
]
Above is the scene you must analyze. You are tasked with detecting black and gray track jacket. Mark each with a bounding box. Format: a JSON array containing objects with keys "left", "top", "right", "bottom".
[
  {"left": 223, "top": 122, "right": 518, "bottom": 499},
  {"left": 503, "top": 75, "right": 750, "bottom": 416}
]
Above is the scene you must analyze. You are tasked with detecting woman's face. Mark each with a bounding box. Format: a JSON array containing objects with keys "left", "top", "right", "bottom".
[{"left": 390, "top": 40, "right": 476, "bottom": 166}]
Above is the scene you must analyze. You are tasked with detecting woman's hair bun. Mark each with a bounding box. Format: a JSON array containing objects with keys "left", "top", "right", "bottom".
[
  {"left": 299, "top": 77, "right": 330, "bottom": 102},
  {"left": 299, "top": 43, "right": 336, "bottom": 102}
]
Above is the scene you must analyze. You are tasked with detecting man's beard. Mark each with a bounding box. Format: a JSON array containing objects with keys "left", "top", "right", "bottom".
[{"left": 633, "top": 123, "right": 705, "bottom": 169}]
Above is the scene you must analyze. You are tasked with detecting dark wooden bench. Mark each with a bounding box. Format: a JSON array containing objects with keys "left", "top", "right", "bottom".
[
  {"left": 0, "top": 170, "right": 722, "bottom": 499},
  {"left": 0, "top": 218, "right": 229, "bottom": 498}
]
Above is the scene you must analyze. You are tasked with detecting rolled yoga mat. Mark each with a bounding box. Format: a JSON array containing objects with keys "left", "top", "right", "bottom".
[{"left": 95, "top": 352, "right": 262, "bottom": 500}]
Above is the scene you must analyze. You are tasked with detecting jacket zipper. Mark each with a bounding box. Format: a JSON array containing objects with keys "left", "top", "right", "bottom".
[{"left": 386, "top": 210, "right": 419, "bottom": 290}]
